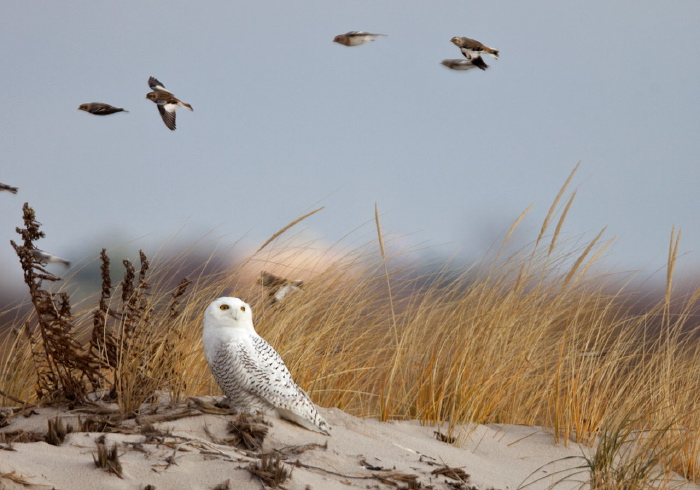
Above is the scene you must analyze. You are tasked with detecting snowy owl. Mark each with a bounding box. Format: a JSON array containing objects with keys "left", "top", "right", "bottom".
[{"left": 202, "top": 297, "right": 331, "bottom": 435}]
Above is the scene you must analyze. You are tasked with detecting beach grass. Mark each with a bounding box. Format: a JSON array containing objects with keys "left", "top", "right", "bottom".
[{"left": 2, "top": 165, "right": 699, "bottom": 488}]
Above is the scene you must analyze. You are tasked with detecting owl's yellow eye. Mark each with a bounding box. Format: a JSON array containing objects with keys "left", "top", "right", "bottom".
[
  {"left": 240, "top": 306, "right": 246, "bottom": 312},
  {"left": 220, "top": 304, "right": 229, "bottom": 310}
]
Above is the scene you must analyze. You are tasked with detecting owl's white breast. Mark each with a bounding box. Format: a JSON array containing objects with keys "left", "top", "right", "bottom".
[{"left": 203, "top": 320, "right": 256, "bottom": 364}]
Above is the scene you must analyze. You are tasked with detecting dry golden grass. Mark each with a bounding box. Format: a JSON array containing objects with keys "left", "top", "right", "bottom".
[{"left": 2, "top": 167, "right": 700, "bottom": 488}]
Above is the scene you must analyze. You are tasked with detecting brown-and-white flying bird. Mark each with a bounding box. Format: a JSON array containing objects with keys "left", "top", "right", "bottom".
[
  {"left": 333, "top": 31, "right": 386, "bottom": 46},
  {"left": 450, "top": 36, "right": 499, "bottom": 70},
  {"left": 33, "top": 249, "right": 71, "bottom": 267},
  {"left": 441, "top": 59, "right": 480, "bottom": 71},
  {"left": 0, "top": 182, "right": 18, "bottom": 194},
  {"left": 78, "top": 103, "right": 128, "bottom": 115},
  {"left": 146, "top": 76, "right": 193, "bottom": 130},
  {"left": 259, "top": 271, "right": 304, "bottom": 305}
]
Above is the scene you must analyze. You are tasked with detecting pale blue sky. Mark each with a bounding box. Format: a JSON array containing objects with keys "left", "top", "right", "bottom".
[{"left": 1, "top": 1, "right": 699, "bottom": 294}]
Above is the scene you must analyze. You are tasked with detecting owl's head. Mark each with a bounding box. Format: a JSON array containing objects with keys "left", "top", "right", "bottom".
[{"left": 203, "top": 297, "right": 254, "bottom": 332}]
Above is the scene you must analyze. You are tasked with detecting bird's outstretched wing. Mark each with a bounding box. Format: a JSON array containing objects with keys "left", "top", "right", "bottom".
[
  {"left": 92, "top": 104, "right": 126, "bottom": 115},
  {"left": 148, "top": 76, "right": 172, "bottom": 94},
  {"left": 157, "top": 104, "right": 177, "bottom": 130},
  {"left": 471, "top": 55, "right": 488, "bottom": 70}
]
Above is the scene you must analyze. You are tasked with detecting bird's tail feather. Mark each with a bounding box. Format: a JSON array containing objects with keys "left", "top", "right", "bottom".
[{"left": 277, "top": 407, "right": 331, "bottom": 435}]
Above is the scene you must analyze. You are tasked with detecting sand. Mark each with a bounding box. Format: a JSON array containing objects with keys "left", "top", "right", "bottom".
[{"left": 0, "top": 398, "right": 697, "bottom": 490}]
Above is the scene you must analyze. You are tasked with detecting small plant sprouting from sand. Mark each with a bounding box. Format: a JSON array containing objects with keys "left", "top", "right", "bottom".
[
  {"left": 225, "top": 412, "right": 270, "bottom": 451},
  {"left": 203, "top": 412, "right": 270, "bottom": 452},
  {"left": 46, "top": 416, "right": 73, "bottom": 446},
  {"left": 211, "top": 480, "right": 231, "bottom": 490},
  {"left": 246, "top": 452, "right": 291, "bottom": 488},
  {"left": 93, "top": 435, "right": 124, "bottom": 478}
]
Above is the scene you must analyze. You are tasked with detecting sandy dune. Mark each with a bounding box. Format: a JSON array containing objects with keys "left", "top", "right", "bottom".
[{"left": 0, "top": 398, "right": 696, "bottom": 490}]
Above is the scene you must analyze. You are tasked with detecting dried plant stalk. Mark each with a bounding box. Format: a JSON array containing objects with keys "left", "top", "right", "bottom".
[
  {"left": 256, "top": 206, "right": 324, "bottom": 253},
  {"left": 10, "top": 203, "right": 101, "bottom": 403}
]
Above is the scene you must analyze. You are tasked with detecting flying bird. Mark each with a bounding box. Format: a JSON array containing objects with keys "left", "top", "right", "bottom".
[
  {"left": 441, "top": 59, "right": 480, "bottom": 71},
  {"left": 32, "top": 249, "right": 70, "bottom": 267},
  {"left": 333, "top": 31, "right": 386, "bottom": 46},
  {"left": 78, "top": 103, "right": 128, "bottom": 115},
  {"left": 203, "top": 297, "right": 331, "bottom": 435},
  {"left": 0, "top": 183, "right": 18, "bottom": 194},
  {"left": 259, "top": 271, "right": 304, "bottom": 305},
  {"left": 146, "top": 76, "right": 193, "bottom": 130},
  {"left": 450, "top": 36, "right": 499, "bottom": 70}
]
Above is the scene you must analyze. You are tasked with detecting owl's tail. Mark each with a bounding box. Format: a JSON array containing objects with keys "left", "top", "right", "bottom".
[{"left": 276, "top": 406, "right": 331, "bottom": 435}]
